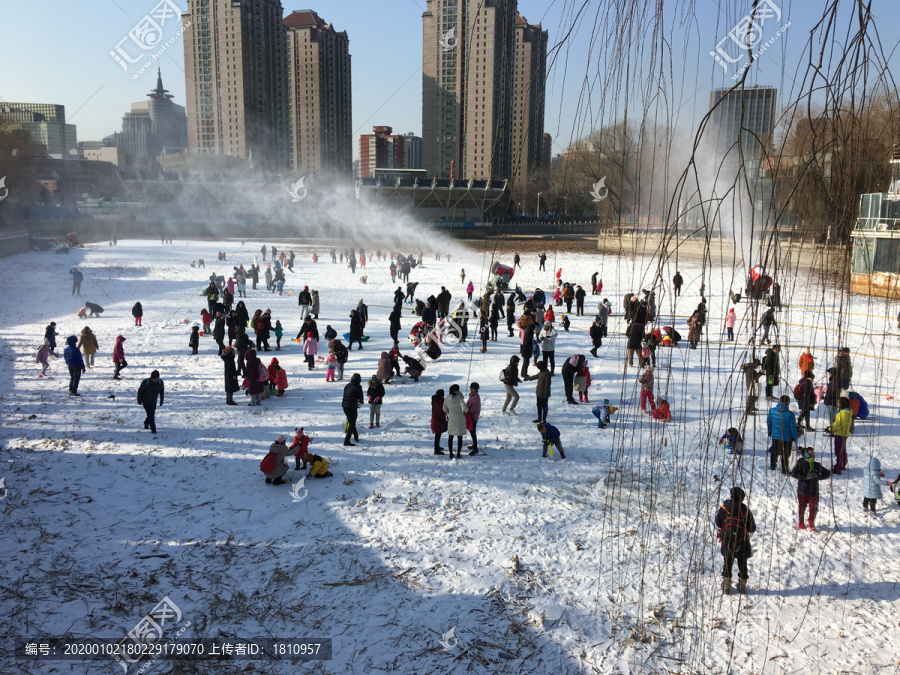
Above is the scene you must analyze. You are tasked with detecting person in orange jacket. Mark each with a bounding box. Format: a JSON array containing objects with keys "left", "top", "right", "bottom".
[{"left": 798, "top": 347, "right": 814, "bottom": 378}]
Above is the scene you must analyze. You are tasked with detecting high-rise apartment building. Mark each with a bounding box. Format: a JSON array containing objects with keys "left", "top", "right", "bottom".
[
  {"left": 0, "top": 103, "right": 77, "bottom": 156},
  {"left": 709, "top": 86, "right": 777, "bottom": 158},
  {"left": 511, "top": 14, "right": 547, "bottom": 185},
  {"left": 404, "top": 132, "right": 423, "bottom": 170},
  {"left": 359, "top": 126, "right": 405, "bottom": 179},
  {"left": 181, "top": 0, "right": 290, "bottom": 171},
  {"left": 542, "top": 133, "right": 552, "bottom": 171},
  {"left": 285, "top": 10, "right": 353, "bottom": 176},
  {"left": 422, "top": 0, "right": 516, "bottom": 181}
]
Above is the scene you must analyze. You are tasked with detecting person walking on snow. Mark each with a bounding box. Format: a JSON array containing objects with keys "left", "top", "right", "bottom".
[
  {"left": 639, "top": 365, "right": 656, "bottom": 413},
  {"left": 501, "top": 356, "right": 521, "bottom": 413},
  {"left": 799, "top": 347, "right": 814, "bottom": 377},
  {"left": 137, "top": 370, "right": 164, "bottom": 434},
  {"left": 36, "top": 339, "right": 51, "bottom": 377},
  {"left": 790, "top": 447, "right": 831, "bottom": 530},
  {"left": 77, "top": 326, "right": 98, "bottom": 368},
  {"left": 672, "top": 271, "right": 683, "bottom": 297},
  {"left": 724, "top": 308, "right": 736, "bottom": 341},
  {"left": 112, "top": 335, "right": 127, "bottom": 380},
  {"left": 863, "top": 456, "right": 888, "bottom": 515},
  {"left": 767, "top": 395, "right": 798, "bottom": 474},
  {"left": 302, "top": 332, "right": 318, "bottom": 369},
  {"left": 70, "top": 267, "right": 83, "bottom": 296},
  {"left": 342, "top": 373, "right": 363, "bottom": 446},
  {"left": 367, "top": 375, "right": 385, "bottom": 428},
  {"left": 64, "top": 336, "right": 85, "bottom": 396},
  {"left": 715, "top": 486, "right": 756, "bottom": 595}
]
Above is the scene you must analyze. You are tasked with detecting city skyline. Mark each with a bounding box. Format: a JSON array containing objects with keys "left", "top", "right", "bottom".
[{"left": 2, "top": 1, "right": 900, "bottom": 165}]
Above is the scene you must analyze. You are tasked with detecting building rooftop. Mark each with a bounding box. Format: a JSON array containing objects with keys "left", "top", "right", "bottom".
[{"left": 284, "top": 9, "right": 325, "bottom": 28}]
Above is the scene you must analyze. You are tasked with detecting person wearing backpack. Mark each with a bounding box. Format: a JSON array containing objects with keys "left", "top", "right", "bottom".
[
  {"left": 790, "top": 447, "right": 831, "bottom": 530},
  {"left": 260, "top": 435, "right": 293, "bottom": 485},
  {"left": 714, "top": 486, "right": 756, "bottom": 595},
  {"left": 795, "top": 370, "right": 815, "bottom": 430},
  {"left": 501, "top": 356, "right": 521, "bottom": 413}
]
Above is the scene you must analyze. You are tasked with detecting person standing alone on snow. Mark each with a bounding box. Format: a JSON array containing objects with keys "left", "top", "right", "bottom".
[
  {"left": 342, "top": 373, "right": 363, "bottom": 446},
  {"left": 715, "top": 486, "right": 756, "bottom": 595},
  {"left": 64, "top": 336, "right": 86, "bottom": 396},
  {"left": 137, "top": 370, "right": 164, "bottom": 434},
  {"left": 112, "top": 336, "right": 127, "bottom": 380},
  {"left": 70, "top": 267, "right": 83, "bottom": 296},
  {"left": 132, "top": 302, "right": 143, "bottom": 327}
]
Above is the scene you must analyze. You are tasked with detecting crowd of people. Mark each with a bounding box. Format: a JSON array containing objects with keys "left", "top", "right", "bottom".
[{"left": 37, "top": 244, "right": 897, "bottom": 596}]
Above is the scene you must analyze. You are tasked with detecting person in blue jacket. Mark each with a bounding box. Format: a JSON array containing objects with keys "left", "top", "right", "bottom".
[
  {"left": 63, "top": 335, "right": 86, "bottom": 396},
  {"left": 767, "top": 395, "right": 798, "bottom": 473},
  {"left": 863, "top": 457, "right": 888, "bottom": 515},
  {"left": 536, "top": 422, "right": 566, "bottom": 458}
]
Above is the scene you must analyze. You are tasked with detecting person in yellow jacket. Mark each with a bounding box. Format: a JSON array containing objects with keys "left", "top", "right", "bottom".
[
  {"left": 298, "top": 448, "right": 333, "bottom": 478},
  {"left": 76, "top": 326, "right": 99, "bottom": 368},
  {"left": 826, "top": 396, "right": 852, "bottom": 475}
]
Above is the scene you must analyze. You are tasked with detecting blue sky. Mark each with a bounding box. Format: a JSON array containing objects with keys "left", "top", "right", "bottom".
[{"left": 1, "top": 1, "right": 897, "bottom": 159}]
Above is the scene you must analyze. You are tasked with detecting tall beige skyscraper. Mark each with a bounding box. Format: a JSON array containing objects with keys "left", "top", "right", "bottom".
[
  {"left": 181, "top": 0, "right": 290, "bottom": 171},
  {"left": 285, "top": 10, "right": 353, "bottom": 177},
  {"left": 511, "top": 14, "right": 547, "bottom": 185},
  {"left": 422, "top": 0, "right": 516, "bottom": 181}
]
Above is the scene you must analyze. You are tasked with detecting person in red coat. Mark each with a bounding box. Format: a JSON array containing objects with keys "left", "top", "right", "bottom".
[
  {"left": 431, "top": 389, "right": 447, "bottom": 455},
  {"left": 544, "top": 306, "right": 555, "bottom": 325},
  {"left": 200, "top": 308, "right": 212, "bottom": 334}
]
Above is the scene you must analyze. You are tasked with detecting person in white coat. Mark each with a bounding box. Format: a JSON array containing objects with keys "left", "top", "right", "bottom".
[
  {"left": 538, "top": 322, "right": 558, "bottom": 375},
  {"left": 442, "top": 383, "right": 468, "bottom": 459}
]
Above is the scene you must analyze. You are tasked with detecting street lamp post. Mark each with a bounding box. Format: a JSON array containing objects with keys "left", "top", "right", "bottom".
[{"left": 537, "top": 192, "right": 542, "bottom": 220}]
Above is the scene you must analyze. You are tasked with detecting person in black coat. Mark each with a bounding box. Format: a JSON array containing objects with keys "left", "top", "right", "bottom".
[
  {"left": 250, "top": 266, "right": 259, "bottom": 290},
  {"left": 190, "top": 326, "right": 200, "bottom": 355},
  {"left": 45, "top": 322, "right": 58, "bottom": 355},
  {"left": 299, "top": 316, "right": 319, "bottom": 342},
  {"left": 342, "top": 373, "right": 364, "bottom": 446},
  {"left": 574, "top": 285, "right": 586, "bottom": 316},
  {"left": 132, "top": 302, "right": 143, "bottom": 326},
  {"left": 762, "top": 345, "right": 781, "bottom": 400},
  {"left": 213, "top": 312, "right": 226, "bottom": 355},
  {"left": 348, "top": 310, "right": 365, "bottom": 350},
  {"left": 672, "top": 271, "right": 683, "bottom": 296},
  {"left": 506, "top": 294, "right": 516, "bottom": 336},
  {"left": 422, "top": 301, "right": 437, "bottom": 331},
  {"left": 561, "top": 354, "right": 586, "bottom": 404},
  {"left": 235, "top": 328, "right": 249, "bottom": 375},
  {"left": 626, "top": 322, "right": 645, "bottom": 368},
  {"left": 796, "top": 370, "right": 815, "bottom": 430},
  {"left": 714, "top": 486, "right": 756, "bottom": 595},
  {"left": 221, "top": 346, "right": 239, "bottom": 405},
  {"left": 589, "top": 318, "right": 603, "bottom": 357},
  {"left": 520, "top": 322, "right": 536, "bottom": 378},
  {"left": 393, "top": 287, "right": 405, "bottom": 306},
  {"left": 389, "top": 306, "right": 402, "bottom": 344}
]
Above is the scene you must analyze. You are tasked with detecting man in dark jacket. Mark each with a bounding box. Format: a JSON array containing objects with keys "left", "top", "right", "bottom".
[
  {"left": 221, "top": 346, "right": 239, "bottom": 405},
  {"left": 835, "top": 347, "right": 852, "bottom": 390},
  {"left": 626, "top": 322, "right": 645, "bottom": 368},
  {"left": 388, "top": 306, "right": 402, "bottom": 344},
  {"left": 762, "top": 345, "right": 780, "bottom": 400},
  {"left": 672, "top": 271, "right": 683, "bottom": 296},
  {"left": 63, "top": 335, "right": 85, "bottom": 396},
  {"left": 235, "top": 329, "right": 250, "bottom": 377},
  {"left": 422, "top": 301, "right": 437, "bottom": 332},
  {"left": 539, "top": 252, "right": 547, "bottom": 270},
  {"left": 393, "top": 287, "right": 405, "bottom": 306},
  {"left": 574, "top": 285, "right": 586, "bottom": 316},
  {"left": 790, "top": 447, "right": 831, "bottom": 531},
  {"left": 740, "top": 358, "right": 762, "bottom": 414},
  {"left": 823, "top": 367, "right": 838, "bottom": 425},
  {"left": 524, "top": 360, "right": 551, "bottom": 422},
  {"left": 520, "top": 322, "right": 536, "bottom": 378},
  {"left": 506, "top": 294, "right": 516, "bottom": 336},
  {"left": 796, "top": 370, "right": 815, "bottom": 430},
  {"left": 70, "top": 267, "right": 83, "bottom": 296},
  {"left": 213, "top": 312, "right": 226, "bottom": 355},
  {"left": 715, "top": 486, "right": 756, "bottom": 595},
  {"left": 137, "top": 370, "right": 165, "bottom": 434},
  {"left": 561, "top": 354, "right": 585, "bottom": 405},
  {"left": 405, "top": 281, "right": 418, "bottom": 303},
  {"left": 436, "top": 287, "right": 452, "bottom": 319},
  {"left": 760, "top": 308, "right": 777, "bottom": 344},
  {"left": 300, "top": 316, "right": 319, "bottom": 342},
  {"left": 342, "top": 373, "right": 364, "bottom": 446},
  {"left": 297, "top": 286, "right": 312, "bottom": 319},
  {"left": 348, "top": 310, "right": 365, "bottom": 350}
]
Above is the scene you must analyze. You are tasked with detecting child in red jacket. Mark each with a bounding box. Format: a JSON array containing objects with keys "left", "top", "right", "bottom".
[{"left": 577, "top": 363, "right": 592, "bottom": 402}]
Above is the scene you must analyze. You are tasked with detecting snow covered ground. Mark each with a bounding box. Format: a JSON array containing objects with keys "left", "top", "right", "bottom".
[{"left": 1, "top": 237, "right": 899, "bottom": 674}]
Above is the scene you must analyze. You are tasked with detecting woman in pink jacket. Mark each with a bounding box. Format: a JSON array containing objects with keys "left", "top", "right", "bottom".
[
  {"left": 112, "top": 335, "right": 127, "bottom": 380},
  {"left": 466, "top": 382, "right": 482, "bottom": 455},
  {"left": 302, "top": 332, "right": 318, "bottom": 370},
  {"left": 724, "top": 308, "right": 736, "bottom": 341}
]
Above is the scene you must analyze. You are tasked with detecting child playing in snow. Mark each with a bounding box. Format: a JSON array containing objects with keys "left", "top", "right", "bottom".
[
  {"left": 189, "top": 325, "right": 200, "bottom": 355},
  {"left": 267, "top": 358, "right": 281, "bottom": 396},
  {"left": 36, "top": 339, "right": 51, "bottom": 377},
  {"left": 302, "top": 332, "right": 318, "bottom": 369},
  {"left": 274, "top": 320, "right": 283, "bottom": 351},
  {"left": 577, "top": 362, "right": 592, "bottom": 402},
  {"left": 200, "top": 309, "right": 212, "bottom": 334},
  {"left": 651, "top": 397, "right": 671, "bottom": 421},
  {"left": 592, "top": 399, "right": 617, "bottom": 428},
  {"left": 271, "top": 361, "right": 288, "bottom": 396},
  {"left": 863, "top": 457, "right": 888, "bottom": 515},
  {"left": 639, "top": 365, "right": 655, "bottom": 413},
  {"left": 718, "top": 427, "right": 743, "bottom": 455},
  {"left": 290, "top": 428, "right": 311, "bottom": 469},
  {"left": 325, "top": 348, "right": 337, "bottom": 381},
  {"left": 536, "top": 422, "right": 566, "bottom": 459},
  {"left": 561, "top": 314, "right": 570, "bottom": 332}
]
